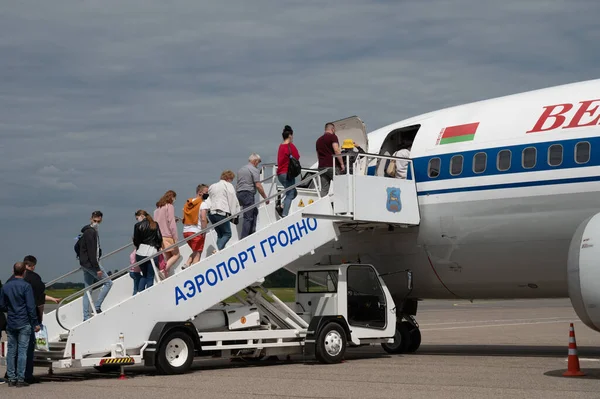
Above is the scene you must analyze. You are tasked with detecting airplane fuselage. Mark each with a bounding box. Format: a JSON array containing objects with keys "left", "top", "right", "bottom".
[{"left": 287, "top": 79, "right": 600, "bottom": 303}]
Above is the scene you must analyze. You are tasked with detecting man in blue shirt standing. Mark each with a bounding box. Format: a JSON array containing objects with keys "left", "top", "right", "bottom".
[{"left": 0, "top": 262, "right": 40, "bottom": 388}]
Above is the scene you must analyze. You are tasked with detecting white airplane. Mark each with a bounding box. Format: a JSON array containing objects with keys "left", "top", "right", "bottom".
[{"left": 281, "top": 78, "right": 600, "bottom": 354}]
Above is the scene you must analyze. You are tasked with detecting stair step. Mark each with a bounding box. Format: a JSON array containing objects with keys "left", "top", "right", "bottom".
[
  {"left": 49, "top": 342, "right": 67, "bottom": 350},
  {"left": 59, "top": 333, "right": 69, "bottom": 341}
]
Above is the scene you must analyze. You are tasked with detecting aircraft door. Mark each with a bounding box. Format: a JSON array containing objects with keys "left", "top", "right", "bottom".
[{"left": 331, "top": 116, "right": 368, "bottom": 152}]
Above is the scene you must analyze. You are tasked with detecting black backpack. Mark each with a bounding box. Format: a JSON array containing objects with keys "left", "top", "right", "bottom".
[
  {"left": 287, "top": 144, "right": 301, "bottom": 179},
  {"left": 74, "top": 232, "right": 84, "bottom": 259}
]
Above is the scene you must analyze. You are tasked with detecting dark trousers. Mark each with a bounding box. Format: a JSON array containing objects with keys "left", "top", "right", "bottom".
[
  {"left": 319, "top": 167, "right": 340, "bottom": 197},
  {"left": 136, "top": 254, "right": 156, "bottom": 292},
  {"left": 238, "top": 191, "right": 257, "bottom": 239}
]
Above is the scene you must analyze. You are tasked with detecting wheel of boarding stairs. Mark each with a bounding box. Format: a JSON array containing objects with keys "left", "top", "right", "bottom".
[
  {"left": 381, "top": 321, "right": 410, "bottom": 354},
  {"left": 404, "top": 321, "right": 421, "bottom": 353},
  {"left": 315, "top": 322, "right": 347, "bottom": 364},
  {"left": 156, "top": 330, "right": 195, "bottom": 375}
]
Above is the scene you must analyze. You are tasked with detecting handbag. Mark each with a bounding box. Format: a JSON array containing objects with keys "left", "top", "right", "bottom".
[
  {"left": 35, "top": 324, "right": 50, "bottom": 351},
  {"left": 157, "top": 253, "right": 167, "bottom": 271},
  {"left": 386, "top": 159, "right": 397, "bottom": 177},
  {"left": 286, "top": 144, "right": 301, "bottom": 180}
]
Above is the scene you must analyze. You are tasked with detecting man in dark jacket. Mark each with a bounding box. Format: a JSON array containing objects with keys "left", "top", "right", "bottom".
[
  {"left": 79, "top": 211, "right": 113, "bottom": 321},
  {"left": 4, "top": 255, "right": 61, "bottom": 384},
  {"left": 0, "top": 279, "right": 5, "bottom": 385},
  {"left": 0, "top": 262, "right": 40, "bottom": 387}
]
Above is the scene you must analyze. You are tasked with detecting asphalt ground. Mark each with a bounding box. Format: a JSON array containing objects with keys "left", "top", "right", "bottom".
[{"left": 2, "top": 298, "right": 600, "bottom": 398}]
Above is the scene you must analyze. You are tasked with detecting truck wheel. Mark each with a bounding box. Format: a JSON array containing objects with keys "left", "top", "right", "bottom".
[
  {"left": 405, "top": 322, "right": 421, "bottom": 353},
  {"left": 315, "top": 322, "right": 346, "bottom": 364},
  {"left": 156, "top": 330, "right": 195, "bottom": 375},
  {"left": 381, "top": 322, "right": 410, "bottom": 354}
]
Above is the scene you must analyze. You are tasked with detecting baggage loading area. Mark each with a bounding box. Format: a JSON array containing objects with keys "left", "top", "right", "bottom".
[{"left": 0, "top": 149, "right": 420, "bottom": 376}]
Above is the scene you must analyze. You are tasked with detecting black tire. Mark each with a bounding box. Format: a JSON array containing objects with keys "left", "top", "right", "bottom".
[
  {"left": 315, "top": 322, "right": 347, "bottom": 364},
  {"left": 404, "top": 321, "right": 421, "bottom": 353},
  {"left": 156, "top": 330, "right": 195, "bottom": 375},
  {"left": 381, "top": 321, "right": 410, "bottom": 354}
]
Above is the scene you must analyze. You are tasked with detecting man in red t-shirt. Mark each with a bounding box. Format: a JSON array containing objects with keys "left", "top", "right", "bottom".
[{"left": 315, "top": 122, "right": 345, "bottom": 197}]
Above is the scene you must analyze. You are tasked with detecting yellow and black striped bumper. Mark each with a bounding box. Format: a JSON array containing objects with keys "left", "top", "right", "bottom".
[{"left": 98, "top": 357, "right": 135, "bottom": 366}]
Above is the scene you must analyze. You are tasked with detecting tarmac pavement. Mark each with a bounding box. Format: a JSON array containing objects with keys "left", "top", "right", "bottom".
[{"left": 2, "top": 298, "right": 600, "bottom": 398}]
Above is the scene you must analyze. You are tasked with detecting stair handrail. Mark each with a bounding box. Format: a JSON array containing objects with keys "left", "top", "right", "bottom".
[
  {"left": 46, "top": 164, "right": 311, "bottom": 290},
  {"left": 352, "top": 152, "right": 416, "bottom": 179},
  {"left": 45, "top": 242, "right": 135, "bottom": 289},
  {"left": 55, "top": 168, "right": 330, "bottom": 331}
]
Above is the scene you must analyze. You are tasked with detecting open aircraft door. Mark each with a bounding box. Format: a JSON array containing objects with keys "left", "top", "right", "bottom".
[{"left": 331, "top": 116, "right": 368, "bottom": 153}]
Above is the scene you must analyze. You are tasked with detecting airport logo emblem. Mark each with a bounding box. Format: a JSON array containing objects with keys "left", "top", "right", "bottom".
[{"left": 386, "top": 187, "right": 402, "bottom": 213}]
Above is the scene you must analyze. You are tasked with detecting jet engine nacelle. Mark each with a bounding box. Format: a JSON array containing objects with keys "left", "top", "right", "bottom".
[{"left": 568, "top": 213, "right": 600, "bottom": 332}]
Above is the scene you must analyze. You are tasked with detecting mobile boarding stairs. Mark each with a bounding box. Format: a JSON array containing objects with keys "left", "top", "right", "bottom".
[{"left": 0, "top": 153, "right": 420, "bottom": 374}]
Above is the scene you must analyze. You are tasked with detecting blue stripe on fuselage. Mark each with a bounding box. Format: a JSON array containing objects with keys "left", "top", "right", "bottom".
[{"left": 410, "top": 136, "right": 599, "bottom": 195}]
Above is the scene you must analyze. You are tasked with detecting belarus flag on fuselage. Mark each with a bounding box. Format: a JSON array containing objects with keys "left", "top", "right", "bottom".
[{"left": 438, "top": 122, "right": 479, "bottom": 145}]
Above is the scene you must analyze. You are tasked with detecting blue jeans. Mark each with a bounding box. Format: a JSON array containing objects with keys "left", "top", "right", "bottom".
[
  {"left": 6, "top": 328, "right": 34, "bottom": 380},
  {"left": 129, "top": 271, "right": 142, "bottom": 295},
  {"left": 82, "top": 265, "right": 113, "bottom": 321},
  {"left": 278, "top": 174, "right": 297, "bottom": 217},
  {"left": 238, "top": 191, "right": 257, "bottom": 239},
  {"left": 136, "top": 254, "right": 156, "bottom": 292},
  {"left": 6, "top": 324, "right": 32, "bottom": 382},
  {"left": 208, "top": 213, "right": 232, "bottom": 250}
]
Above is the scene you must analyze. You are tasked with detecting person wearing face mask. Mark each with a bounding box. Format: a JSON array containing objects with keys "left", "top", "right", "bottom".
[
  {"left": 133, "top": 210, "right": 163, "bottom": 292},
  {"left": 182, "top": 184, "right": 210, "bottom": 269},
  {"left": 79, "top": 210, "right": 113, "bottom": 321}
]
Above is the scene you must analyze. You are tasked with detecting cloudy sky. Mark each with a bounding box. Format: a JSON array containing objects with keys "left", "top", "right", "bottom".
[{"left": 1, "top": 0, "right": 599, "bottom": 281}]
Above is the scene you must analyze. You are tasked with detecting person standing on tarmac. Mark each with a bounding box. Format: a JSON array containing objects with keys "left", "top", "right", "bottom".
[
  {"left": 0, "top": 279, "right": 6, "bottom": 385},
  {"left": 8, "top": 256, "right": 59, "bottom": 385},
  {"left": 0, "top": 262, "right": 41, "bottom": 388}
]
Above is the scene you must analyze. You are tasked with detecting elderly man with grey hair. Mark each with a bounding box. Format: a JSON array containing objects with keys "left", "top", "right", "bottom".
[{"left": 236, "top": 153, "right": 269, "bottom": 238}]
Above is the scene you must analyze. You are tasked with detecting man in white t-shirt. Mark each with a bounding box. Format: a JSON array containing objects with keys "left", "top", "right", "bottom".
[
  {"left": 182, "top": 184, "right": 210, "bottom": 269},
  {"left": 208, "top": 170, "right": 241, "bottom": 250}
]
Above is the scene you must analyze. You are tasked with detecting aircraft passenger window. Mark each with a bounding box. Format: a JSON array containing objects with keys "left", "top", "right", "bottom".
[
  {"left": 450, "top": 155, "right": 463, "bottom": 176},
  {"left": 497, "top": 150, "right": 511, "bottom": 171},
  {"left": 548, "top": 144, "right": 563, "bottom": 166},
  {"left": 473, "top": 152, "right": 486, "bottom": 173},
  {"left": 428, "top": 158, "right": 440, "bottom": 178},
  {"left": 575, "top": 142, "right": 591, "bottom": 164},
  {"left": 522, "top": 147, "right": 536, "bottom": 169}
]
